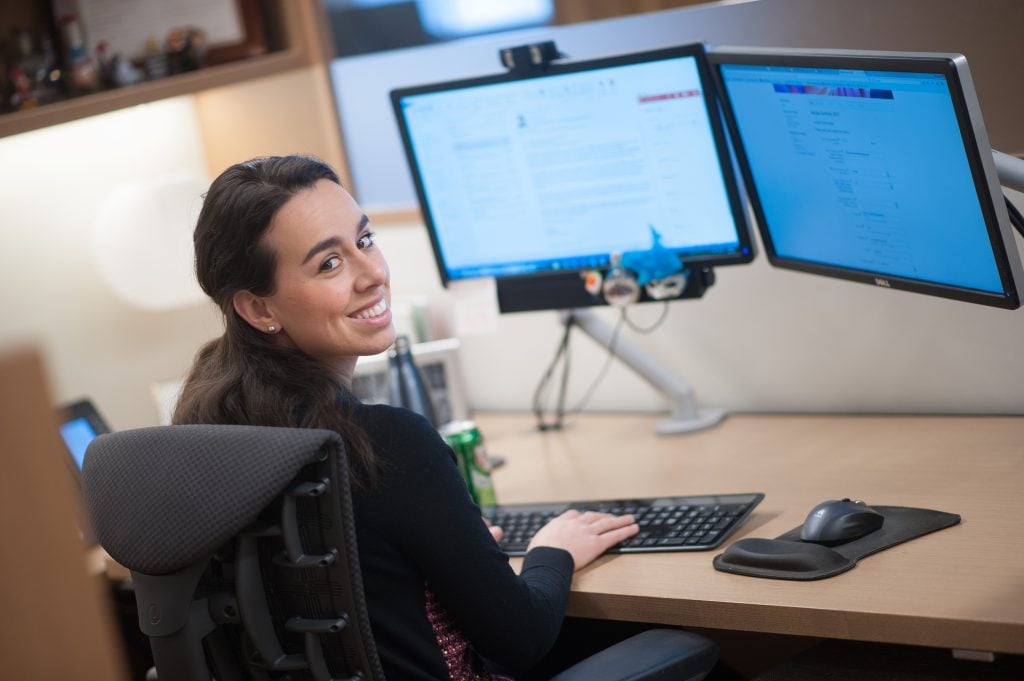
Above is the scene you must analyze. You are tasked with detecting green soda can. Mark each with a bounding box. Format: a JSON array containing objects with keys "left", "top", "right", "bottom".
[{"left": 440, "top": 420, "right": 498, "bottom": 518}]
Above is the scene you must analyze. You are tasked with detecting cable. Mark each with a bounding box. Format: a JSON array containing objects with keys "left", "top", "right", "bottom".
[
  {"left": 568, "top": 308, "right": 626, "bottom": 414},
  {"left": 532, "top": 302, "right": 673, "bottom": 430},
  {"left": 622, "top": 300, "right": 671, "bottom": 334},
  {"left": 570, "top": 302, "right": 670, "bottom": 413},
  {"left": 1005, "top": 194, "right": 1024, "bottom": 239},
  {"left": 531, "top": 314, "right": 574, "bottom": 431}
]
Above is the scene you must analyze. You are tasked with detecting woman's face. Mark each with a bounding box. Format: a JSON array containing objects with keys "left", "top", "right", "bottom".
[{"left": 260, "top": 179, "right": 394, "bottom": 377}]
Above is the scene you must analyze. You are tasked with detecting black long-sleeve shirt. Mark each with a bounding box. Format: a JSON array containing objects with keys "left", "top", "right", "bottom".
[{"left": 352, "top": 403, "right": 575, "bottom": 680}]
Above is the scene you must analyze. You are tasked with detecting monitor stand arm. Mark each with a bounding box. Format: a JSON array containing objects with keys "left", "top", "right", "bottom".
[
  {"left": 561, "top": 309, "right": 725, "bottom": 435},
  {"left": 993, "top": 149, "right": 1024, "bottom": 192}
]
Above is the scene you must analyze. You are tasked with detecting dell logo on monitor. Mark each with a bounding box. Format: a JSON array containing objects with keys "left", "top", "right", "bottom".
[{"left": 874, "top": 278, "right": 892, "bottom": 288}]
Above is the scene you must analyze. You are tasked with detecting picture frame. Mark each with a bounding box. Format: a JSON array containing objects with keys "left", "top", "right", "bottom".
[{"left": 205, "top": 0, "right": 270, "bottom": 65}]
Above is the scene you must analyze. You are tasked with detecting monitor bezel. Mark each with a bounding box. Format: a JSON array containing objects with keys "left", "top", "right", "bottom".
[
  {"left": 391, "top": 42, "right": 756, "bottom": 312},
  {"left": 709, "top": 47, "right": 1023, "bottom": 310}
]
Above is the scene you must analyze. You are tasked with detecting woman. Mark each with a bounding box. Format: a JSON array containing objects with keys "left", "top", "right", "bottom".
[{"left": 174, "top": 155, "right": 638, "bottom": 680}]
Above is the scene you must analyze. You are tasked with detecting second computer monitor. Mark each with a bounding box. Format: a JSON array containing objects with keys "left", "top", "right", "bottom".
[
  {"left": 392, "top": 43, "right": 755, "bottom": 312},
  {"left": 710, "top": 47, "right": 1023, "bottom": 309}
]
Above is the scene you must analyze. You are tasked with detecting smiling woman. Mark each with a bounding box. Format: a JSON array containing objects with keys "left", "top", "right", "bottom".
[
  {"left": 231, "top": 179, "right": 395, "bottom": 377},
  {"left": 174, "top": 155, "right": 382, "bottom": 487},
  {"left": 171, "top": 154, "right": 640, "bottom": 680}
]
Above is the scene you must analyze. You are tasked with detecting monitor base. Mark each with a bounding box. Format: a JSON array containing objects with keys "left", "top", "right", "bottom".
[{"left": 656, "top": 408, "right": 726, "bottom": 435}]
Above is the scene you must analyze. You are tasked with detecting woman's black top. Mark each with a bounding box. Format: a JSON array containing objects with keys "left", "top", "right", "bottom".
[{"left": 352, "top": 402, "right": 575, "bottom": 680}]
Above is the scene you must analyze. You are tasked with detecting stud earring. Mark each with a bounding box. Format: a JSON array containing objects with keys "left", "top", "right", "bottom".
[{"left": 268, "top": 325, "right": 276, "bottom": 333}]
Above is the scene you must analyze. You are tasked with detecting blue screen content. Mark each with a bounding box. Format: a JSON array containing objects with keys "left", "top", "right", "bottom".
[
  {"left": 59, "top": 416, "right": 96, "bottom": 470},
  {"left": 718, "top": 64, "right": 1004, "bottom": 293},
  {"left": 399, "top": 56, "right": 745, "bottom": 279}
]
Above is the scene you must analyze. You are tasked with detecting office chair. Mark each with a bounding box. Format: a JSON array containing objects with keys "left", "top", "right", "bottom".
[{"left": 82, "top": 424, "right": 718, "bottom": 681}]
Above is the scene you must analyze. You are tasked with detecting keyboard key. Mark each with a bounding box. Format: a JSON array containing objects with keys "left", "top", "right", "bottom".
[{"left": 496, "top": 493, "right": 763, "bottom": 555}]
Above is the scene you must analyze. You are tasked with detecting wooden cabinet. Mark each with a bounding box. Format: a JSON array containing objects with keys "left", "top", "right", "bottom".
[{"left": 0, "top": 0, "right": 328, "bottom": 139}]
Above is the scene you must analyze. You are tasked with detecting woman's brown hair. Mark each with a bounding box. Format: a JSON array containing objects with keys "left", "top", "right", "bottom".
[{"left": 173, "top": 155, "right": 376, "bottom": 486}]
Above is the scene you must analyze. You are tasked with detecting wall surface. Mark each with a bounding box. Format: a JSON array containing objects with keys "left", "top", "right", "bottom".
[
  {"left": 333, "top": 0, "right": 1024, "bottom": 208},
  {"left": 0, "top": 0, "right": 1022, "bottom": 433},
  {"left": 0, "top": 99, "right": 224, "bottom": 429},
  {"left": 332, "top": 0, "right": 1024, "bottom": 417},
  {"left": 378, "top": 211, "right": 1024, "bottom": 417}
]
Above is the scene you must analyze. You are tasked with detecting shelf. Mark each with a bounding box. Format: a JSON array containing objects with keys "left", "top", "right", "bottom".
[{"left": 0, "top": 48, "right": 309, "bottom": 139}]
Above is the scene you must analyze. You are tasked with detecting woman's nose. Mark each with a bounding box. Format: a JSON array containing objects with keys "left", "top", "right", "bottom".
[{"left": 354, "top": 251, "right": 389, "bottom": 290}]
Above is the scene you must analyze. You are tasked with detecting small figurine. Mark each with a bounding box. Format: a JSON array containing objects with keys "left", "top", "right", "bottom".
[
  {"left": 143, "top": 35, "right": 169, "bottom": 81},
  {"left": 166, "top": 27, "right": 207, "bottom": 75},
  {"left": 620, "top": 225, "right": 689, "bottom": 300},
  {"left": 10, "top": 67, "right": 37, "bottom": 110},
  {"left": 61, "top": 17, "right": 99, "bottom": 94},
  {"left": 113, "top": 55, "right": 143, "bottom": 87},
  {"left": 602, "top": 254, "right": 641, "bottom": 307},
  {"left": 95, "top": 40, "right": 117, "bottom": 88}
]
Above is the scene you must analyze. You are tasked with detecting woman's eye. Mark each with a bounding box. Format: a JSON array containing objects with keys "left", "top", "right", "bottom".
[
  {"left": 320, "top": 256, "right": 341, "bottom": 272},
  {"left": 357, "top": 231, "right": 376, "bottom": 250}
]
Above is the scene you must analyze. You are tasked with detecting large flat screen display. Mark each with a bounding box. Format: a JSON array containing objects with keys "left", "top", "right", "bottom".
[
  {"left": 710, "top": 48, "right": 1023, "bottom": 309},
  {"left": 392, "top": 43, "right": 754, "bottom": 312}
]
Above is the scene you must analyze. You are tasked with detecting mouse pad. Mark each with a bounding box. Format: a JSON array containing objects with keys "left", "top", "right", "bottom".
[{"left": 712, "top": 506, "right": 961, "bottom": 580}]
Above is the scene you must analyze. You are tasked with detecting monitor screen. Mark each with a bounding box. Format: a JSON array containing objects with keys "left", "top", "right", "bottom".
[
  {"left": 710, "top": 48, "right": 1023, "bottom": 309},
  {"left": 392, "top": 43, "right": 754, "bottom": 312},
  {"left": 57, "top": 400, "right": 112, "bottom": 473},
  {"left": 59, "top": 417, "right": 96, "bottom": 470}
]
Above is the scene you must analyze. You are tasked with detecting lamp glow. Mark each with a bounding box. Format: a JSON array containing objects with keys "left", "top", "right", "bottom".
[{"left": 91, "top": 171, "right": 209, "bottom": 310}]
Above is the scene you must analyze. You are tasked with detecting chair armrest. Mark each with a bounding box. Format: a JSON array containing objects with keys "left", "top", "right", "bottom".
[{"left": 549, "top": 629, "right": 718, "bottom": 681}]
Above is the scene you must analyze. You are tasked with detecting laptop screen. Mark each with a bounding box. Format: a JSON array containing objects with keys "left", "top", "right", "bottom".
[
  {"left": 59, "top": 416, "right": 99, "bottom": 470},
  {"left": 57, "top": 400, "right": 112, "bottom": 473}
]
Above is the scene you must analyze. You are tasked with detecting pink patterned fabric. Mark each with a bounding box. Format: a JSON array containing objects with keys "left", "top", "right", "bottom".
[{"left": 424, "top": 587, "right": 515, "bottom": 681}]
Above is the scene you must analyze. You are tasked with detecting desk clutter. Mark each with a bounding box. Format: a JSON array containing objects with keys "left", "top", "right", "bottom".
[{"left": 713, "top": 504, "right": 962, "bottom": 580}]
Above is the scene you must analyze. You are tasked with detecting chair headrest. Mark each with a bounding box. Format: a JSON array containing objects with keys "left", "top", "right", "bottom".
[{"left": 82, "top": 424, "right": 342, "bottom": 575}]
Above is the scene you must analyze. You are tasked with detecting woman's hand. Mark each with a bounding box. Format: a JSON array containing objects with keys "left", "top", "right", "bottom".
[
  {"left": 527, "top": 510, "right": 638, "bottom": 571},
  {"left": 483, "top": 516, "right": 504, "bottom": 543}
]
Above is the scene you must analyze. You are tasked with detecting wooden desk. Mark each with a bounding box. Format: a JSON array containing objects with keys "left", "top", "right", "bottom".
[{"left": 480, "top": 412, "right": 1024, "bottom": 655}]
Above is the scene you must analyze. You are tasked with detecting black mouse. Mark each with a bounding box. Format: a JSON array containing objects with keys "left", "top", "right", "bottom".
[{"left": 800, "top": 498, "right": 884, "bottom": 545}]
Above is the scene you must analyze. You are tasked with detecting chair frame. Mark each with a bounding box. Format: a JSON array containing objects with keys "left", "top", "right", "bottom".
[{"left": 86, "top": 426, "right": 384, "bottom": 681}]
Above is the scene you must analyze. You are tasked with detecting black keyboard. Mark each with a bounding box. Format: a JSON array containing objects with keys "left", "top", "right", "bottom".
[{"left": 494, "top": 492, "right": 764, "bottom": 556}]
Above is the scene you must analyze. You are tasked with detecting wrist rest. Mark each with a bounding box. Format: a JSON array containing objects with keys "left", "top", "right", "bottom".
[{"left": 712, "top": 506, "right": 961, "bottom": 580}]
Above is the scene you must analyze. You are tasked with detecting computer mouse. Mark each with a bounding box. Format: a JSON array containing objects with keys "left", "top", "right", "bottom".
[{"left": 800, "top": 498, "right": 884, "bottom": 545}]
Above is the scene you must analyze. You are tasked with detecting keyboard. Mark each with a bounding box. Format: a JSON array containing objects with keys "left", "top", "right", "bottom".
[{"left": 494, "top": 492, "right": 764, "bottom": 556}]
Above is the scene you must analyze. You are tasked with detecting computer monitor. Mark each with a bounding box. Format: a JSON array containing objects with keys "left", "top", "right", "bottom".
[
  {"left": 391, "top": 43, "right": 755, "bottom": 313},
  {"left": 709, "top": 47, "right": 1024, "bottom": 309},
  {"left": 57, "top": 399, "right": 111, "bottom": 475},
  {"left": 56, "top": 399, "right": 111, "bottom": 547}
]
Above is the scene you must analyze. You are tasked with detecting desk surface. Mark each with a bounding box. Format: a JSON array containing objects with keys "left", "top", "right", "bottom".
[{"left": 480, "top": 412, "right": 1024, "bottom": 655}]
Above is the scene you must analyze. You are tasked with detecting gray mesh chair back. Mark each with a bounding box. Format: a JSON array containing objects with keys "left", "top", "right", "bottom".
[{"left": 82, "top": 424, "right": 385, "bottom": 681}]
